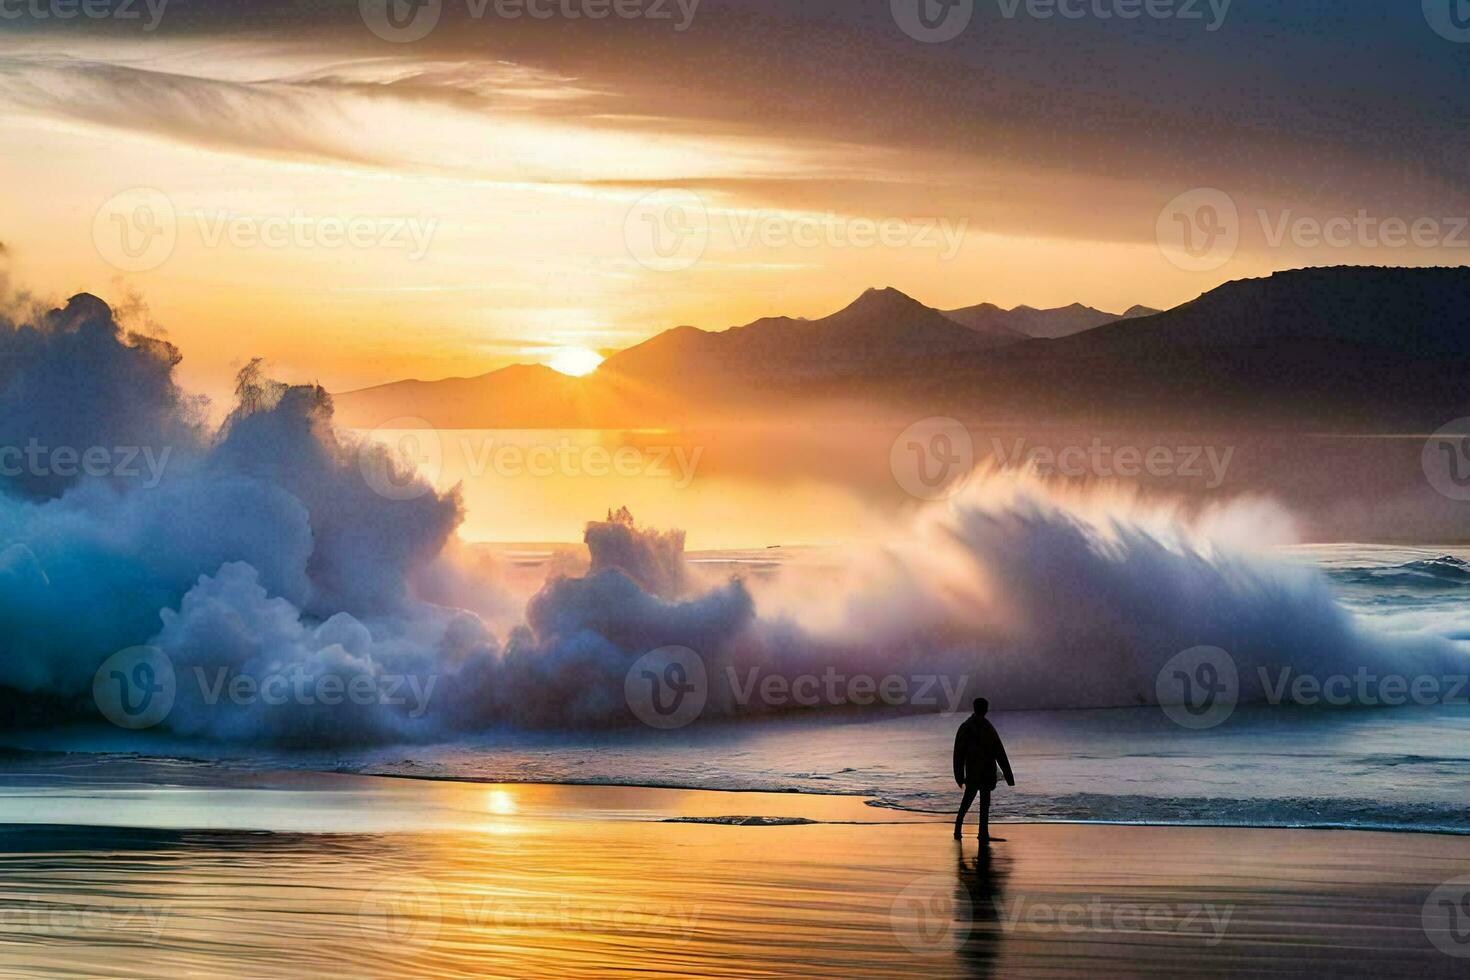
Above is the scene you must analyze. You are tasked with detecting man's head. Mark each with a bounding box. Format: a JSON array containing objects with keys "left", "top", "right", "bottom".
[{"left": 973, "top": 697, "right": 989, "bottom": 716}]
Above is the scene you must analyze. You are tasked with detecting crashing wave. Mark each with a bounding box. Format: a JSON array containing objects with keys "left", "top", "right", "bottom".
[{"left": 1, "top": 292, "right": 1467, "bottom": 744}]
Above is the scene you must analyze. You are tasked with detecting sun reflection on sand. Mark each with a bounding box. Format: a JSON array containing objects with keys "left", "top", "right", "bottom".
[{"left": 486, "top": 788, "right": 518, "bottom": 816}]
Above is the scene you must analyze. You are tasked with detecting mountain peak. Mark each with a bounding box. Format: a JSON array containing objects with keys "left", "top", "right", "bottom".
[{"left": 838, "top": 286, "right": 927, "bottom": 317}]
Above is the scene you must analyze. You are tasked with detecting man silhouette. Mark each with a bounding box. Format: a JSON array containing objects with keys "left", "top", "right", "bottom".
[{"left": 953, "top": 697, "right": 1014, "bottom": 841}]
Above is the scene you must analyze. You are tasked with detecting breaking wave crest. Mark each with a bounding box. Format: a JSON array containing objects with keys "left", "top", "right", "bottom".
[{"left": 1331, "top": 555, "right": 1470, "bottom": 589}]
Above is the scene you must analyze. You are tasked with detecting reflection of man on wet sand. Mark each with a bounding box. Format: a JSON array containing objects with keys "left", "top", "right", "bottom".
[
  {"left": 953, "top": 698, "right": 1015, "bottom": 841},
  {"left": 955, "top": 844, "right": 1010, "bottom": 980}
]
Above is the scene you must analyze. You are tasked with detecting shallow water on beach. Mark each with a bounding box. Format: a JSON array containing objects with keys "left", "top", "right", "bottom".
[
  {"left": 18, "top": 697, "right": 1470, "bottom": 835},
  {"left": 336, "top": 700, "right": 1470, "bottom": 834}
]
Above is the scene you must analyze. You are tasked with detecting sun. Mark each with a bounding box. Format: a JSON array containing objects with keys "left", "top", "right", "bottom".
[{"left": 547, "top": 347, "right": 604, "bottom": 377}]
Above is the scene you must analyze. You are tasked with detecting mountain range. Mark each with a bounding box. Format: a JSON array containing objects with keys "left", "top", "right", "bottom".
[
  {"left": 332, "top": 267, "right": 1470, "bottom": 431},
  {"left": 599, "top": 287, "right": 1017, "bottom": 386},
  {"left": 942, "top": 300, "right": 1158, "bottom": 339},
  {"left": 333, "top": 290, "right": 1154, "bottom": 427}
]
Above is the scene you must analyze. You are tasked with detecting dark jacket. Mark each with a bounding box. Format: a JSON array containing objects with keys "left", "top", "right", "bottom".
[{"left": 953, "top": 715, "right": 1014, "bottom": 789}]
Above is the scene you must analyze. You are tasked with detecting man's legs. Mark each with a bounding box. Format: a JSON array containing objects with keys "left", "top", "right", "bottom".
[
  {"left": 978, "top": 785, "right": 992, "bottom": 840},
  {"left": 953, "top": 784, "right": 979, "bottom": 839}
]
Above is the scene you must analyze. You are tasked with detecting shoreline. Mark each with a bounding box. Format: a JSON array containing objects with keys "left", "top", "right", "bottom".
[
  {"left": 2, "top": 751, "right": 1469, "bottom": 837},
  {"left": 5, "top": 815, "right": 1470, "bottom": 838},
  {"left": 357, "top": 772, "right": 1470, "bottom": 837}
]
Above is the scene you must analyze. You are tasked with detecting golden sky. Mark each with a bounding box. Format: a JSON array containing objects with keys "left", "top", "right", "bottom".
[{"left": 1, "top": 4, "right": 1465, "bottom": 405}]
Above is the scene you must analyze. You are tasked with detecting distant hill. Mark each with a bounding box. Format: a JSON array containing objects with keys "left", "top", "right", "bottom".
[
  {"left": 332, "top": 267, "right": 1470, "bottom": 432},
  {"left": 903, "top": 266, "right": 1470, "bottom": 429},
  {"left": 1049, "top": 266, "right": 1469, "bottom": 356},
  {"left": 331, "top": 363, "right": 601, "bottom": 429},
  {"left": 942, "top": 301, "right": 1159, "bottom": 339}
]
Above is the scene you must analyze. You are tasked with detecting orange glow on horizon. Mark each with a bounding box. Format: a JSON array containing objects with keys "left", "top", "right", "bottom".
[{"left": 547, "top": 347, "right": 604, "bottom": 377}]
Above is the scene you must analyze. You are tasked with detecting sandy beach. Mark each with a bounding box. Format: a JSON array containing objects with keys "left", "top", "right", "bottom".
[{"left": 0, "top": 767, "right": 1466, "bottom": 978}]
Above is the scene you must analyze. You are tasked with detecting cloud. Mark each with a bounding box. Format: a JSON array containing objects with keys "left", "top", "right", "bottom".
[
  {"left": 0, "top": 53, "right": 393, "bottom": 168},
  {"left": 9, "top": 1, "right": 1467, "bottom": 255}
]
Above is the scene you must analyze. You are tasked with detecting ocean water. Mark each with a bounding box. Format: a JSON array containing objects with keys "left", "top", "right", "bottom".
[{"left": 5, "top": 545, "right": 1468, "bottom": 835}]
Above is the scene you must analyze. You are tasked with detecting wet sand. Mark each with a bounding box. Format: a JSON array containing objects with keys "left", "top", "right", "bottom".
[{"left": 0, "top": 770, "right": 1467, "bottom": 977}]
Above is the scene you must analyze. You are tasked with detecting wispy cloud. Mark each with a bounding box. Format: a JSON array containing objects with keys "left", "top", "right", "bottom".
[
  {"left": 0, "top": 42, "right": 817, "bottom": 191},
  {"left": 0, "top": 52, "right": 395, "bottom": 166}
]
